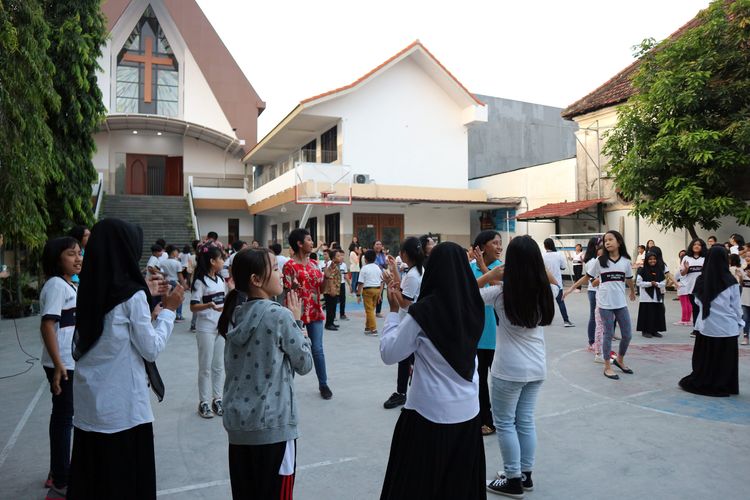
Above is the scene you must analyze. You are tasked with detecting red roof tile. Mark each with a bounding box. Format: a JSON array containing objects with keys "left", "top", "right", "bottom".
[
  {"left": 561, "top": 13, "right": 705, "bottom": 120},
  {"left": 515, "top": 198, "right": 607, "bottom": 221},
  {"left": 300, "top": 40, "right": 485, "bottom": 107}
]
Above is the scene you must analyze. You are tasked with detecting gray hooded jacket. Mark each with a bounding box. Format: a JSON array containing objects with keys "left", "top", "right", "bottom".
[{"left": 223, "top": 298, "right": 312, "bottom": 445}]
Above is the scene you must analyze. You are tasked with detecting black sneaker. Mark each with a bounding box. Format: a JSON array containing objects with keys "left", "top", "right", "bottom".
[
  {"left": 487, "top": 476, "right": 524, "bottom": 497},
  {"left": 198, "top": 402, "right": 213, "bottom": 419},
  {"left": 652, "top": 332, "right": 663, "bottom": 338},
  {"left": 320, "top": 385, "right": 333, "bottom": 400},
  {"left": 324, "top": 324, "right": 339, "bottom": 331},
  {"left": 212, "top": 399, "right": 224, "bottom": 416},
  {"left": 383, "top": 392, "right": 406, "bottom": 409},
  {"left": 642, "top": 332, "right": 653, "bottom": 338},
  {"left": 496, "top": 471, "right": 533, "bottom": 491},
  {"left": 340, "top": 315, "right": 350, "bottom": 321}
]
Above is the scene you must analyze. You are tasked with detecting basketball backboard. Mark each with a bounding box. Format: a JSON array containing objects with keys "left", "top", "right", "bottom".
[{"left": 294, "top": 163, "right": 352, "bottom": 205}]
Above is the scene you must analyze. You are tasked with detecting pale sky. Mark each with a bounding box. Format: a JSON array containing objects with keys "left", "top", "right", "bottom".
[{"left": 195, "top": 0, "right": 711, "bottom": 139}]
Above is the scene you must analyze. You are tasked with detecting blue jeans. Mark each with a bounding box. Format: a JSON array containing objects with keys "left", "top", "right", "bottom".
[
  {"left": 168, "top": 280, "right": 183, "bottom": 318},
  {"left": 306, "top": 320, "right": 327, "bottom": 387},
  {"left": 743, "top": 305, "right": 750, "bottom": 336},
  {"left": 587, "top": 290, "right": 597, "bottom": 345},
  {"left": 555, "top": 289, "right": 570, "bottom": 323},
  {"left": 600, "top": 307, "right": 632, "bottom": 359},
  {"left": 491, "top": 377, "right": 543, "bottom": 477}
]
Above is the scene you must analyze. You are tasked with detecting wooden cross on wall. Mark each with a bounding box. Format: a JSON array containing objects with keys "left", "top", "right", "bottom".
[{"left": 121, "top": 36, "right": 173, "bottom": 103}]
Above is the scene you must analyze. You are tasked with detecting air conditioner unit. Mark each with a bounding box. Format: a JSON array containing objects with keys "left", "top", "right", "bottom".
[{"left": 353, "top": 173, "right": 370, "bottom": 184}]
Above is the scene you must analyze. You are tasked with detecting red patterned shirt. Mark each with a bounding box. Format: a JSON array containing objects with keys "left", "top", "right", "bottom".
[{"left": 283, "top": 258, "right": 325, "bottom": 324}]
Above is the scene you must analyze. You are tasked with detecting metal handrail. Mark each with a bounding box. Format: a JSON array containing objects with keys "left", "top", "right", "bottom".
[
  {"left": 187, "top": 176, "right": 200, "bottom": 240},
  {"left": 93, "top": 172, "right": 104, "bottom": 220}
]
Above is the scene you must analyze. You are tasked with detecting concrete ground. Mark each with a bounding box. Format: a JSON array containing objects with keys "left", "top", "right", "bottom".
[{"left": 1, "top": 290, "right": 748, "bottom": 499}]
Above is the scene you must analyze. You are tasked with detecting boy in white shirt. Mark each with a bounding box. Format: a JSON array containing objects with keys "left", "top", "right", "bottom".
[
  {"left": 357, "top": 249, "right": 383, "bottom": 334},
  {"left": 146, "top": 245, "right": 163, "bottom": 280},
  {"left": 160, "top": 245, "right": 185, "bottom": 321}
]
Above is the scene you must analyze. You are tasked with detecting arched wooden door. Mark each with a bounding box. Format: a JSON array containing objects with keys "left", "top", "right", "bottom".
[{"left": 126, "top": 154, "right": 148, "bottom": 195}]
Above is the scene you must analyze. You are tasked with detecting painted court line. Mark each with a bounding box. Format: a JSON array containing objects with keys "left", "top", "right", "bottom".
[
  {"left": 0, "top": 379, "right": 46, "bottom": 469},
  {"left": 156, "top": 457, "right": 358, "bottom": 496}
]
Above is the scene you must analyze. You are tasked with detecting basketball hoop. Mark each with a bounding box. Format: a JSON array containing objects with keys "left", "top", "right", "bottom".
[{"left": 294, "top": 163, "right": 353, "bottom": 206}]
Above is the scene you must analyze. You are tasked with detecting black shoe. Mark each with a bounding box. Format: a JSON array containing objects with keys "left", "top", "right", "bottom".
[
  {"left": 642, "top": 332, "right": 653, "bottom": 338},
  {"left": 383, "top": 392, "right": 406, "bottom": 409},
  {"left": 340, "top": 315, "right": 350, "bottom": 321},
  {"left": 324, "top": 324, "right": 338, "bottom": 331},
  {"left": 320, "top": 385, "right": 333, "bottom": 400},
  {"left": 652, "top": 332, "right": 663, "bottom": 338},
  {"left": 496, "top": 472, "right": 533, "bottom": 491},
  {"left": 487, "top": 476, "right": 524, "bottom": 497}
]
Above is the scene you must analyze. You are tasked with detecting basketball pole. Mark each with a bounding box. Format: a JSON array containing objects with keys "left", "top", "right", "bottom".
[{"left": 299, "top": 204, "right": 314, "bottom": 229}]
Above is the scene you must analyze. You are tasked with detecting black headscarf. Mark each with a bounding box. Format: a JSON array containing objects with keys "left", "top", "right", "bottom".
[
  {"left": 407, "top": 242, "right": 484, "bottom": 381},
  {"left": 638, "top": 250, "right": 666, "bottom": 300},
  {"left": 693, "top": 245, "right": 737, "bottom": 319},
  {"left": 73, "top": 218, "right": 165, "bottom": 400}
]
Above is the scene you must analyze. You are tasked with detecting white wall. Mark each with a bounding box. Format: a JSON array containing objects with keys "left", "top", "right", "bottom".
[
  {"left": 469, "top": 158, "right": 577, "bottom": 245},
  {"left": 182, "top": 49, "right": 235, "bottom": 137},
  {"left": 183, "top": 139, "right": 244, "bottom": 179},
  {"left": 306, "top": 57, "right": 469, "bottom": 189},
  {"left": 196, "top": 209, "right": 253, "bottom": 242}
]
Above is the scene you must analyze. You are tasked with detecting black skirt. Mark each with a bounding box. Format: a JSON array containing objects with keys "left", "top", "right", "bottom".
[
  {"left": 679, "top": 332, "right": 739, "bottom": 397},
  {"left": 636, "top": 302, "right": 666, "bottom": 333},
  {"left": 380, "top": 409, "right": 486, "bottom": 500},
  {"left": 67, "top": 423, "right": 156, "bottom": 500}
]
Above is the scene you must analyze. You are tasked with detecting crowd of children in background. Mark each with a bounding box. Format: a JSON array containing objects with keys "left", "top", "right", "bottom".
[{"left": 32, "top": 219, "right": 746, "bottom": 499}]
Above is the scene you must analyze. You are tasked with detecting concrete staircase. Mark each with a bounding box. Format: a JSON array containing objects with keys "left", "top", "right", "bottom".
[{"left": 98, "top": 194, "right": 196, "bottom": 269}]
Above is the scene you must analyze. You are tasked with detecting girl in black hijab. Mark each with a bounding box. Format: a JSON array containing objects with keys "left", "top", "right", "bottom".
[
  {"left": 636, "top": 250, "right": 667, "bottom": 338},
  {"left": 379, "top": 242, "right": 486, "bottom": 499},
  {"left": 679, "top": 245, "right": 742, "bottom": 397},
  {"left": 68, "top": 218, "right": 184, "bottom": 500}
]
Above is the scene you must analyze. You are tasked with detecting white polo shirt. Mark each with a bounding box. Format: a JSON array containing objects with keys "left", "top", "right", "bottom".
[
  {"left": 358, "top": 263, "right": 383, "bottom": 288},
  {"left": 40, "top": 277, "right": 77, "bottom": 370}
]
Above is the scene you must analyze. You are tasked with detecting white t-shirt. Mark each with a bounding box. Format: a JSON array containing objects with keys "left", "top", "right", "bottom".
[
  {"left": 339, "top": 262, "right": 348, "bottom": 284},
  {"left": 73, "top": 291, "right": 175, "bottom": 433},
  {"left": 543, "top": 251, "right": 566, "bottom": 288},
  {"left": 572, "top": 251, "right": 585, "bottom": 265},
  {"left": 587, "top": 256, "right": 633, "bottom": 310},
  {"left": 158, "top": 253, "right": 168, "bottom": 264},
  {"left": 160, "top": 258, "right": 182, "bottom": 282},
  {"left": 585, "top": 259, "right": 598, "bottom": 292},
  {"left": 191, "top": 275, "right": 226, "bottom": 332},
  {"left": 730, "top": 245, "right": 740, "bottom": 255},
  {"left": 480, "top": 284, "right": 547, "bottom": 383},
  {"left": 742, "top": 275, "right": 750, "bottom": 307},
  {"left": 146, "top": 255, "right": 161, "bottom": 279},
  {"left": 179, "top": 252, "right": 190, "bottom": 270},
  {"left": 399, "top": 267, "right": 423, "bottom": 319},
  {"left": 40, "top": 277, "right": 77, "bottom": 370},
  {"left": 358, "top": 263, "right": 383, "bottom": 288},
  {"left": 680, "top": 256, "right": 705, "bottom": 294},
  {"left": 276, "top": 254, "right": 289, "bottom": 272}
]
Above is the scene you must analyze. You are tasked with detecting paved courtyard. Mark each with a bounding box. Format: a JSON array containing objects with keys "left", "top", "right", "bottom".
[{"left": 1, "top": 290, "right": 748, "bottom": 499}]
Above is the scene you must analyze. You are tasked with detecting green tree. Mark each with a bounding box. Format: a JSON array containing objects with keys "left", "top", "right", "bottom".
[
  {"left": 0, "top": 0, "right": 59, "bottom": 249},
  {"left": 43, "top": 0, "right": 107, "bottom": 234},
  {"left": 605, "top": 0, "right": 750, "bottom": 240}
]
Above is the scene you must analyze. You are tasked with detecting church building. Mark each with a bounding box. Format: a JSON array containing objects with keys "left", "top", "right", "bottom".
[{"left": 94, "top": 0, "right": 263, "bottom": 244}]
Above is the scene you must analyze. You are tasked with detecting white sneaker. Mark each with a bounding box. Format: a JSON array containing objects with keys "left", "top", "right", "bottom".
[
  {"left": 564, "top": 321, "right": 575, "bottom": 328},
  {"left": 594, "top": 355, "right": 605, "bottom": 364}
]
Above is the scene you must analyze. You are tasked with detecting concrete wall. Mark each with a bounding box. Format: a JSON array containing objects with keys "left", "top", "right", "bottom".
[
  {"left": 306, "top": 57, "right": 469, "bottom": 189},
  {"left": 468, "top": 158, "right": 577, "bottom": 246},
  {"left": 196, "top": 209, "right": 253, "bottom": 243},
  {"left": 469, "top": 95, "right": 577, "bottom": 179},
  {"left": 182, "top": 49, "right": 235, "bottom": 137}
]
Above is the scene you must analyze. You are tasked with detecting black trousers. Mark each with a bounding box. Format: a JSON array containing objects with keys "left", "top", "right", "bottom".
[
  {"left": 44, "top": 367, "right": 74, "bottom": 489},
  {"left": 477, "top": 349, "right": 495, "bottom": 428},
  {"left": 689, "top": 293, "right": 700, "bottom": 331},
  {"left": 324, "top": 294, "right": 338, "bottom": 326},
  {"left": 339, "top": 283, "right": 347, "bottom": 317},
  {"left": 376, "top": 287, "right": 384, "bottom": 314},
  {"left": 396, "top": 354, "right": 415, "bottom": 394},
  {"left": 573, "top": 264, "right": 583, "bottom": 289},
  {"left": 229, "top": 441, "right": 296, "bottom": 500},
  {"left": 68, "top": 423, "right": 155, "bottom": 500}
]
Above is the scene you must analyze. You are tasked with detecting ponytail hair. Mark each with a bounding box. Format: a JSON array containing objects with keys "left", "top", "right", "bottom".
[
  {"left": 192, "top": 245, "right": 223, "bottom": 291},
  {"left": 218, "top": 248, "right": 274, "bottom": 336},
  {"left": 400, "top": 236, "right": 425, "bottom": 275}
]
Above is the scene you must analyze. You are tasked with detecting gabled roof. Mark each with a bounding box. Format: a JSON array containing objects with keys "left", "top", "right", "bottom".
[
  {"left": 300, "top": 40, "right": 485, "bottom": 107},
  {"left": 101, "top": 0, "right": 265, "bottom": 148},
  {"left": 515, "top": 198, "right": 607, "bottom": 221},
  {"left": 561, "top": 12, "right": 704, "bottom": 120},
  {"left": 243, "top": 40, "right": 485, "bottom": 164}
]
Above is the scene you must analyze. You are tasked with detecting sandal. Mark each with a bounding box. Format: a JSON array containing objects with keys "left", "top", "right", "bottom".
[
  {"left": 481, "top": 425, "right": 496, "bottom": 436},
  {"left": 612, "top": 359, "right": 634, "bottom": 374}
]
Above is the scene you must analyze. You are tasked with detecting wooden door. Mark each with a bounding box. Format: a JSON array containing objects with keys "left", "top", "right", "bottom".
[
  {"left": 353, "top": 213, "right": 404, "bottom": 254},
  {"left": 165, "top": 156, "right": 183, "bottom": 196},
  {"left": 126, "top": 154, "right": 148, "bottom": 195}
]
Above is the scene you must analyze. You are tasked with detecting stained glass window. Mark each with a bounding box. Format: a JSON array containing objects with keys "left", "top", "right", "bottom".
[{"left": 116, "top": 6, "right": 179, "bottom": 117}]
